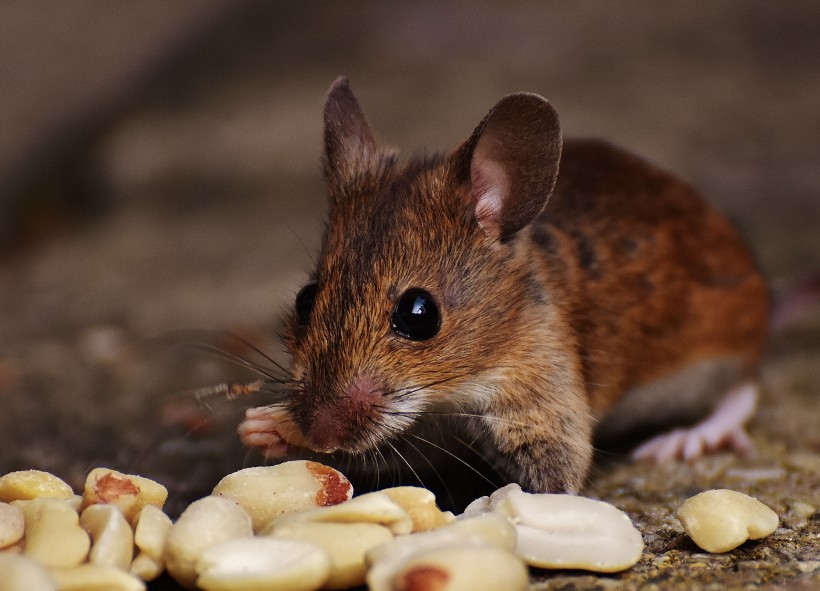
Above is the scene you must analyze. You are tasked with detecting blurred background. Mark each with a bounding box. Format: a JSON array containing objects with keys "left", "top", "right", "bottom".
[{"left": 0, "top": 0, "right": 818, "bottom": 516}]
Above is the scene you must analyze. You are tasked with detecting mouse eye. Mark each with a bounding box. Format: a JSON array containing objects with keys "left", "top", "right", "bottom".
[
  {"left": 295, "top": 281, "right": 318, "bottom": 325},
  {"left": 392, "top": 289, "right": 440, "bottom": 341}
]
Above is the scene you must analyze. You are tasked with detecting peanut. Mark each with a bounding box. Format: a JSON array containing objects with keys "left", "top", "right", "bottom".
[
  {"left": 127, "top": 503, "right": 173, "bottom": 580},
  {"left": 0, "top": 470, "right": 73, "bottom": 503},
  {"left": 15, "top": 498, "right": 90, "bottom": 568},
  {"left": 273, "top": 491, "right": 412, "bottom": 535},
  {"left": 366, "top": 512, "right": 517, "bottom": 589},
  {"left": 133, "top": 504, "right": 172, "bottom": 560},
  {"left": 677, "top": 489, "right": 779, "bottom": 553},
  {"left": 0, "top": 502, "right": 25, "bottom": 549},
  {"left": 382, "top": 487, "right": 455, "bottom": 532},
  {"left": 163, "top": 495, "right": 253, "bottom": 589},
  {"left": 212, "top": 461, "right": 352, "bottom": 532},
  {"left": 386, "top": 544, "right": 528, "bottom": 591},
  {"left": 82, "top": 468, "right": 168, "bottom": 524},
  {"left": 479, "top": 484, "right": 644, "bottom": 572},
  {"left": 195, "top": 537, "right": 331, "bottom": 591},
  {"left": 0, "top": 553, "right": 57, "bottom": 591},
  {"left": 271, "top": 521, "right": 393, "bottom": 590},
  {"left": 47, "top": 564, "right": 145, "bottom": 591},
  {"left": 129, "top": 552, "right": 165, "bottom": 582},
  {"left": 80, "top": 504, "right": 134, "bottom": 570}
]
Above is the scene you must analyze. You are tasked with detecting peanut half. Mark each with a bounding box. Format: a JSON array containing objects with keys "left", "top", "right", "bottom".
[
  {"left": 81, "top": 468, "right": 168, "bottom": 525},
  {"left": 0, "top": 470, "right": 74, "bottom": 503},
  {"left": 366, "top": 513, "right": 518, "bottom": 591},
  {"left": 677, "top": 489, "right": 779, "bottom": 553},
  {"left": 270, "top": 521, "right": 393, "bottom": 590},
  {"left": 133, "top": 504, "right": 172, "bottom": 561},
  {"left": 0, "top": 553, "right": 57, "bottom": 591},
  {"left": 272, "top": 491, "right": 413, "bottom": 535},
  {"left": 47, "top": 564, "right": 145, "bottom": 591},
  {"left": 473, "top": 484, "right": 644, "bottom": 572},
  {"left": 163, "top": 495, "right": 253, "bottom": 589},
  {"left": 129, "top": 552, "right": 165, "bottom": 582},
  {"left": 387, "top": 544, "right": 529, "bottom": 591},
  {"left": 130, "top": 504, "right": 173, "bottom": 581},
  {"left": 195, "top": 537, "right": 331, "bottom": 591},
  {"left": 212, "top": 461, "right": 353, "bottom": 532},
  {"left": 80, "top": 504, "right": 134, "bottom": 570},
  {"left": 15, "top": 498, "right": 91, "bottom": 568},
  {"left": 381, "top": 487, "right": 455, "bottom": 532},
  {"left": 0, "top": 501, "right": 25, "bottom": 549}
]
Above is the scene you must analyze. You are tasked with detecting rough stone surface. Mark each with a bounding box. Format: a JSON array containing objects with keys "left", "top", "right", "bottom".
[{"left": 0, "top": 2, "right": 817, "bottom": 589}]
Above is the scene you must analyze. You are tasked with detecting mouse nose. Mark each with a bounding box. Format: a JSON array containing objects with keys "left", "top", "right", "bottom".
[
  {"left": 303, "top": 376, "right": 385, "bottom": 453},
  {"left": 304, "top": 413, "right": 344, "bottom": 452}
]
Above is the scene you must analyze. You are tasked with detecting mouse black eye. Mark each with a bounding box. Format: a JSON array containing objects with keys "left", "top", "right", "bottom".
[
  {"left": 391, "top": 289, "right": 440, "bottom": 341},
  {"left": 295, "top": 281, "right": 318, "bottom": 325}
]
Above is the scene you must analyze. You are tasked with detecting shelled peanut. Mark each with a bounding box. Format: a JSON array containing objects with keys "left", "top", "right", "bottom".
[{"left": 677, "top": 489, "right": 779, "bottom": 553}]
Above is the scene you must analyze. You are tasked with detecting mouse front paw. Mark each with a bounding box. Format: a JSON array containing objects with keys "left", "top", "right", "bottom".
[
  {"left": 632, "top": 382, "right": 758, "bottom": 463},
  {"left": 238, "top": 406, "right": 306, "bottom": 459}
]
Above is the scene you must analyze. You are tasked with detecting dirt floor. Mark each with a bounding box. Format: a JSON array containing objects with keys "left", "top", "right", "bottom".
[{"left": 1, "top": 2, "right": 818, "bottom": 589}]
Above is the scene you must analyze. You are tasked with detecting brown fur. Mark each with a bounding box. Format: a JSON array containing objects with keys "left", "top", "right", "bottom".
[
  {"left": 276, "top": 78, "right": 769, "bottom": 495},
  {"left": 535, "top": 139, "right": 768, "bottom": 415}
]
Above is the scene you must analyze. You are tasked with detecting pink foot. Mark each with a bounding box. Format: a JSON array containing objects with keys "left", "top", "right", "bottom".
[
  {"left": 238, "top": 406, "right": 306, "bottom": 459},
  {"left": 632, "top": 383, "right": 758, "bottom": 463}
]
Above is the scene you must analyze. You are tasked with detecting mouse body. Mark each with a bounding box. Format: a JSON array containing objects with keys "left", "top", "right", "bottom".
[{"left": 239, "top": 78, "right": 768, "bottom": 495}]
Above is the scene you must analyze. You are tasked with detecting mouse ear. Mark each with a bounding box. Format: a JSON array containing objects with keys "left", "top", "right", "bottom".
[
  {"left": 322, "top": 77, "right": 377, "bottom": 187},
  {"left": 453, "top": 93, "right": 562, "bottom": 240}
]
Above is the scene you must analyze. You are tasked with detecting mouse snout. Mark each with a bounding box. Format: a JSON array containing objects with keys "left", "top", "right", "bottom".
[{"left": 303, "top": 376, "right": 386, "bottom": 453}]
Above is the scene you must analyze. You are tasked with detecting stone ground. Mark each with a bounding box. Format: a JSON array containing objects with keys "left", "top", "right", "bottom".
[{"left": 0, "top": 2, "right": 817, "bottom": 589}]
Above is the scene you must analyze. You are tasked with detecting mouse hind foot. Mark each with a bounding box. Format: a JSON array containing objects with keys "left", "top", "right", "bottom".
[{"left": 631, "top": 381, "right": 758, "bottom": 463}]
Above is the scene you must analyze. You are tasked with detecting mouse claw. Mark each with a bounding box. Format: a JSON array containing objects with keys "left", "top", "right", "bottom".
[
  {"left": 632, "top": 382, "right": 758, "bottom": 463},
  {"left": 633, "top": 428, "right": 686, "bottom": 463},
  {"left": 681, "top": 431, "right": 703, "bottom": 461},
  {"left": 238, "top": 406, "right": 306, "bottom": 459}
]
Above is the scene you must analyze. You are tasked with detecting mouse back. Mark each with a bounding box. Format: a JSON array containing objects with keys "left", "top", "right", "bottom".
[{"left": 528, "top": 138, "right": 769, "bottom": 418}]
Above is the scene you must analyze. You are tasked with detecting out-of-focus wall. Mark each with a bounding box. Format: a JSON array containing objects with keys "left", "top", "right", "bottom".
[
  {"left": 1, "top": 1, "right": 817, "bottom": 279},
  {"left": 0, "top": 0, "right": 235, "bottom": 185}
]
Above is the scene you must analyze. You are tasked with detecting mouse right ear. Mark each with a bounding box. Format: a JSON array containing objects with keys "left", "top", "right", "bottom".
[
  {"left": 452, "top": 93, "right": 562, "bottom": 240},
  {"left": 322, "top": 77, "right": 378, "bottom": 189}
]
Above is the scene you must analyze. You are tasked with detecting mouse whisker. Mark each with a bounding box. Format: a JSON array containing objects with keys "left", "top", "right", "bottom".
[
  {"left": 371, "top": 446, "right": 389, "bottom": 488},
  {"left": 407, "top": 433, "right": 499, "bottom": 489},
  {"left": 360, "top": 448, "right": 373, "bottom": 489},
  {"left": 417, "top": 410, "right": 533, "bottom": 430},
  {"left": 451, "top": 433, "right": 497, "bottom": 470},
  {"left": 388, "top": 373, "right": 471, "bottom": 399},
  {"left": 397, "top": 435, "right": 456, "bottom": 510},
  {"left": 218, "top": 330, "right": 293, "bottom": 377},
  {"left": 384, "top": 441, "right": 426, "bottom": 489},
  {"left": 363, "top": 445, "right": 382, "bottom": 488},
  {"left": 185, "top": 342, "right": 288, "bottom": 384}
]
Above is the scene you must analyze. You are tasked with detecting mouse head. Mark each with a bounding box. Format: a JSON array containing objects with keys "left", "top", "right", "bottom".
[{"left": 283, "top": 77, "right": 562, "bottom": 454}]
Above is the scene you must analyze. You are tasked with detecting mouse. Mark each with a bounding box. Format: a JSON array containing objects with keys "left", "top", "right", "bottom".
[{"left": 237, "top": 76, "right": 769, "bottom": 496}]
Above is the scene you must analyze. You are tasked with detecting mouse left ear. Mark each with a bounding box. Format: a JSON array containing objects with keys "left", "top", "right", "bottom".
[
  {"left": 452, "top": 93, "right": 562, "bottom": 240},
  {"left": 323, "top": 77, "right": 377, "bottom": 188}
]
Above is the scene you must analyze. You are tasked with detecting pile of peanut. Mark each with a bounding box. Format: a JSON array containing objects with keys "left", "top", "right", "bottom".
[{"left": 0, "top": 461, "right": 649, "bottom": 590}]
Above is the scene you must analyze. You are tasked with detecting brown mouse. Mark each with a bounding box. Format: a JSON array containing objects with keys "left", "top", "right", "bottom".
[{"left": 238, "top": 77, "right": 769, "bottom": 495}]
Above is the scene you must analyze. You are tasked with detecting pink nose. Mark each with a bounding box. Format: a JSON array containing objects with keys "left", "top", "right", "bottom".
[
  {"left": 304, "top": 377, "right": 384, "bottom": 452},
  {"left": 305, "top": 406, "right": 346, "bottom": 452}
]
